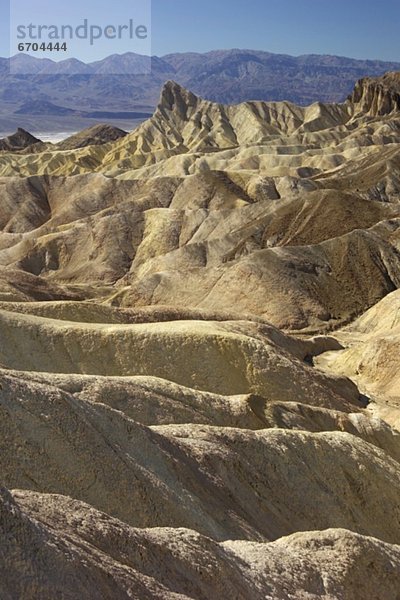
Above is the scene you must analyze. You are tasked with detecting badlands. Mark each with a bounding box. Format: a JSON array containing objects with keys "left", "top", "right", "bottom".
[{"left": 1, "top": 73, "right": 400, "bottom": 598}]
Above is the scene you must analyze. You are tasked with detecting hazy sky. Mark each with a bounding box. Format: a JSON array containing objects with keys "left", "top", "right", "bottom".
[{"left": 1, "top": 0, "right": 399, "bottom": 62}]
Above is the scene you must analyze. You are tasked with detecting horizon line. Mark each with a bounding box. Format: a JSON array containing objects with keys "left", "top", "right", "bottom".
[{"left": 2, "top": 48, "right": 400, "bottom": 66}]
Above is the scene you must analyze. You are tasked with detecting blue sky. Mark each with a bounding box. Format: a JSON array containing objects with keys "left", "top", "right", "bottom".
[{"left": 1, "top": 0, "right": 400, "bottom": 62}]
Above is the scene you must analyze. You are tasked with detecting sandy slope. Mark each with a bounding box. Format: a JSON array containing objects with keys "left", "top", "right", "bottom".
[{"left": 2, "top": 488, "right": 400, "bottom": 600}]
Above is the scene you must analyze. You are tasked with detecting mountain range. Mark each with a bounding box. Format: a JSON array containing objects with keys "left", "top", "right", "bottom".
[{"left": 0, "top": 49, "right": 400, "bottom": 133}]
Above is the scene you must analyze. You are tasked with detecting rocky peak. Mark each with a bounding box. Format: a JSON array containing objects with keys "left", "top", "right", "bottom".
[
  {"left": 0, "top": 128, "right": 41, "bottom": 152},
  {"left": 349, "top": 72, "right": 400, "bottom": 117},
  {"left": 56, "top": 124, "right": 128, "bottom": 150},
  {"left": 157, "top": 80, "right": 200, "bottom": 120}
]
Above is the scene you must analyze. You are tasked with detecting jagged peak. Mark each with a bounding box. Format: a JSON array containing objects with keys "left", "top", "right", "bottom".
[
  {"left": 10, "top": 127, "right": 39, "bottom": 140},
  {"left": 0, "top": 128, "right": 41, "bottom": 151},
  {"left": 349, "top": 71, "right": 400, "bottom": 116},
  {"left": 157, "top": 80, "right": 200, "bottom": 116}
]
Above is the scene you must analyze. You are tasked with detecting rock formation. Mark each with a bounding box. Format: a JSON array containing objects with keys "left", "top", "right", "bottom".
[
  {"left": 56, "top": 124, "right": 128, "bottom": 150},
  {"left": 0, "top": 127, "right": 42, "bottom": 152}
]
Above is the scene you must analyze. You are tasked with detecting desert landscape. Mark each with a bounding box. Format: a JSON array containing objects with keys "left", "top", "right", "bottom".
[{"left": 1, "top": 71, "right": 400, "bottom": 598}]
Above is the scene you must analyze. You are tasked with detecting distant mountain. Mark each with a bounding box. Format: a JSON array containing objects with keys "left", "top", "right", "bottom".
[
  {"left": 39, "top": 58, "right": 95, "bottom": 75},
  {"left": 0, "top": 49, "right": 399, "bottom": 132},
  {"left": 162, "top": 49, "right": 400, "bottom": 105},
  {"left": 15, "top": 100, "right": 77, "bottom": 116},
  {"left": 89, "top": 54, "right": 146, "bottom": 75},
  {"left": 14, "top": 99, "right": 151, "bottom": 121},
  {"left": 9, "top": 53, "right": 54, "bottom": 74}
]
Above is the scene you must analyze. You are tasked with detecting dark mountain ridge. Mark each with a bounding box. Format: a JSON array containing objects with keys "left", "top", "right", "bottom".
[
  {"left": 0, "top": 49, "right": 399, "bottom": 133},
  {"left": 0, "top": 127, "right": 41, "bottom": 151}
]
